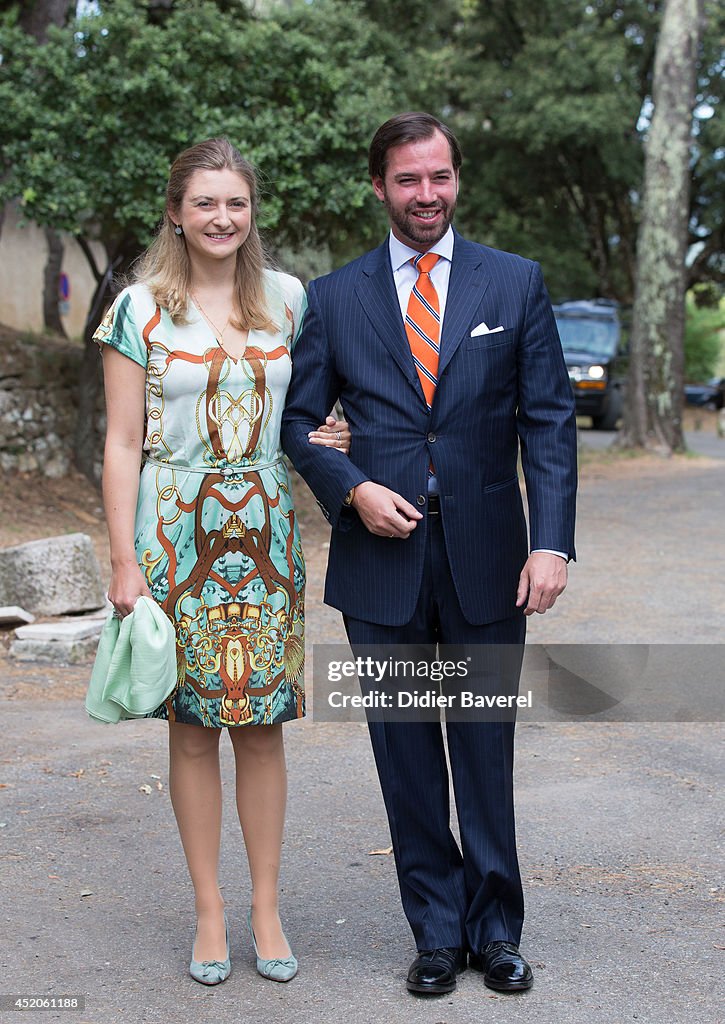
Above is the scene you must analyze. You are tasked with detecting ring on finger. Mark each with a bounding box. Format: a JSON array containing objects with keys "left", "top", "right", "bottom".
[{"left": 336, "top": 430, "right": 342, "bottom": 442}]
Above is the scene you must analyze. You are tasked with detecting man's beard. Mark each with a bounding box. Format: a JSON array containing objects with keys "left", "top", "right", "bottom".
[{"left": 384, "top": 196, "right": 456, "bottom": 248}]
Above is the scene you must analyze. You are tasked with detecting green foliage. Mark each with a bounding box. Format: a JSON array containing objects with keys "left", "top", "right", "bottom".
[
  {"left": 0, "top": 0, "right": 400, "bottom": 270},
  {"left": 360, "top": 0, "right": 721, "bottom": 304},
  {"left": 684, "top": 295, "right": 725, "bottom": 382},
  {"left": 441, "top": 0, "right": 654, "bottom": 301},
  {"left": 689, "top": 0, "right": 725, "bottom": 289},
  {"left": 1, "top": 0, "right": 723, "bottom": 310}
]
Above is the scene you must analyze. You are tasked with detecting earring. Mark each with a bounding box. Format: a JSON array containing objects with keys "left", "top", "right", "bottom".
[{"left": 174, "top": 224, "right": 183, "bottom": 235}]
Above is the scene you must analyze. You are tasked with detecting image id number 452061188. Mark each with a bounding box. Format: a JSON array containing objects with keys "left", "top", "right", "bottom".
[{"left": 0, "top": 995, "right": 85, "bottom": 1011}]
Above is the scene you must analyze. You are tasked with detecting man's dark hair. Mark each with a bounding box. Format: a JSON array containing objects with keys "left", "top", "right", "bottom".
[{"left": 368, "top": 112, "right": 463, "bottom": 181}]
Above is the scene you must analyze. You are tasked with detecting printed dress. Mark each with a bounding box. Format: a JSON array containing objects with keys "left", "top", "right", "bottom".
[{"left": 94, "top": 272, "right": 307, "bottom": 727}]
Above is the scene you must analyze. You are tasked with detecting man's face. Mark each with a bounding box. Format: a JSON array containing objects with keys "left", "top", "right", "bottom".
[{"left": 372, "top": 130, "right": 459, "bottom": 252}]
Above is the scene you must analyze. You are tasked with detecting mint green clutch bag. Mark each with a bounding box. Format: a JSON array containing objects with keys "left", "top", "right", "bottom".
[{"left": 85, "top": 596, "right": 177, "bottom": 723}]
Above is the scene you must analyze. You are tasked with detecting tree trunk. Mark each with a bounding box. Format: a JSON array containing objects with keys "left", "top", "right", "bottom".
[
  {"left": 73, "top": 247, "right": 116, "bottom": 485},
  {"left": 618, "top": 0, "right": 705, "bottom": 453},
  {"left": 74, "top": 287, "right": 107, "bottom": 485},
  {"left": 13, "top": 0, "right": 72, "bottom": 42},
  {"left": 73, "top": 240, "right": 139, "bottom": 484},
  {"left": 42, "top": 226, "right": 67, "bottom": 336},
  {"left": 0, "top": 2, "right": 71, "bottom": 335}
]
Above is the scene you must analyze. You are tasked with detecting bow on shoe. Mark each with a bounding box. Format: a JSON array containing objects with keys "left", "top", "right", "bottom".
[
  {"left": 189, "top": 913, "right": 231, "bottom": 986},
  {"left": 259, "top": 956, "right": 297, "bottom": 977},
  {"left": 200, "top": 959, "right": 227, "bottom": 977}
]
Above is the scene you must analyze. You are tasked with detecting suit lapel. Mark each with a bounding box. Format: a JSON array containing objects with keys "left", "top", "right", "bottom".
[
  {"left": 353, "top": 233, "right": 493, "bottom": 406},
  {"left": 355, "top": 242, "right": 428, "bottom": 408},
  {"left": 438, "top": 233, "right": 491, "bottom": 377}
]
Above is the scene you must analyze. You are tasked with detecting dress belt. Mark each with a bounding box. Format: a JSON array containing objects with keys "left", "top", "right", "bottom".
[{"left": 143, "top": 454, "right": 283, "bottom": 478}]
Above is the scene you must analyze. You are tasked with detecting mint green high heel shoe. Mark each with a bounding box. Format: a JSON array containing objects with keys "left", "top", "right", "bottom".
[
  {"left": 247, "top": 908, "right": 298, "bottom": 982},
  {"left": 190, "top": 912, "right": 231, "bottom": 986}
]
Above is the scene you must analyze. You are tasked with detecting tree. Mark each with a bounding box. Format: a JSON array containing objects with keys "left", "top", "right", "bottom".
[
  {"left": 393, "top": 0, "right": 722, "bottom": 306},
  {"left": 2, "top": 0, "right": 722, "bottom": 465},
  {"left": 619, "top": 0, "right": 705, "bottom": 452},
  {"left": 0, "top": 0, "right": 73, "bottom": 335},
  {"left": 0, "top": 0, "right": 400, "bottom": 478},
  {"left": 0, "top": 0, "right": 71, "bottom": 42},
  {"left": 443, "top": 1, "right": 654, "bottom": 302},
  {"left": 687, "top": 0, "right": 725, "bottom": 289}
]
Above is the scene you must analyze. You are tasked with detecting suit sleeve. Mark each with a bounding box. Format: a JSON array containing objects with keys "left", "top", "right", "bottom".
[
  {"left": 281, "top": 278, "right": 369, "bottom": 530},
  {"left": 516, "top": 262, "right": 578, "bottom": 560}
]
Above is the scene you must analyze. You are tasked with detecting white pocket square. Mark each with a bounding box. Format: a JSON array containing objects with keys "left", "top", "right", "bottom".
[{"left": 471, "top": 321, "right": 505, "bottom": 337}]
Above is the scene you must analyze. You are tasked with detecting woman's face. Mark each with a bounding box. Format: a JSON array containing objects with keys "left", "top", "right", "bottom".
[{"left": 173, "top": 168, "right": 252, "bottom": 265}]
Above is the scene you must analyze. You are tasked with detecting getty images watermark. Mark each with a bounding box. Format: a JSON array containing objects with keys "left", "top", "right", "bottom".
[
  {"left": 325, "top": 652, "right": 532, "bottom": 715},
  {"left": 312, "top": 644, "right": 725, "bottom": 722}
]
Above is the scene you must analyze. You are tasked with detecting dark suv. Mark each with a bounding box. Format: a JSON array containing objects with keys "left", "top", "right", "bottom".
[{"left": 553, "top": 299, "right": 626, "bottom": 430}]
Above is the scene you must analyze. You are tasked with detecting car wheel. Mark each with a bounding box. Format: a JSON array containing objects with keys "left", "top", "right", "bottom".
[{"left": 592, "top": 388, "right": 623, "bottom": 430}]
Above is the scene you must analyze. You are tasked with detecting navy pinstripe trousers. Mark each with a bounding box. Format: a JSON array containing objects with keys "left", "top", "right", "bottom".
[{"left": 344, "top": 511, "right": 526, "bottom": 953}]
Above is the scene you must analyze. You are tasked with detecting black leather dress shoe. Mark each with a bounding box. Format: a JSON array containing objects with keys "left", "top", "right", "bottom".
[
  {"left": 469, "top": 941, "right": 533, "bottom": 992},
  {"left": 406, "top": 947, "right": 467, "bottom": 995}
]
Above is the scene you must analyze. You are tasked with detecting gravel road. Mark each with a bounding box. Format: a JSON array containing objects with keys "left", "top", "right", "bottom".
[{"left": 1, "top": 435, "right": 723, "bottom": 1024}]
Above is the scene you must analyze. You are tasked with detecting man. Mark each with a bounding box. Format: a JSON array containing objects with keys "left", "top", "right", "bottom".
[{"left": 282, "top": 112, "right": 577, "bottom": 996}]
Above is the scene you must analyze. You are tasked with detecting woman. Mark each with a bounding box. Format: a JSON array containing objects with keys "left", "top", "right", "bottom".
[{"left": 96, "top": 138, "right": 349, "bottom": 985}]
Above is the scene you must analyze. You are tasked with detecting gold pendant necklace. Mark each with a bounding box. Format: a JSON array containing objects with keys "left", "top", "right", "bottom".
[{"left": 191, "top": 291, "right": 233, "bottom": 354}]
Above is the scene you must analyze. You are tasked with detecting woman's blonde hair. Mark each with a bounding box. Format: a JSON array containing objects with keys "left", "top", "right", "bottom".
[{"left": 134, "top": 138, "right": 275, "bottom": 331}]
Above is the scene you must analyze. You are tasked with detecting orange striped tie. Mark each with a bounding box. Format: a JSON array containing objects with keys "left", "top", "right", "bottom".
[{"left": 405, "top": 253, "right": 441, "bottom": 409}]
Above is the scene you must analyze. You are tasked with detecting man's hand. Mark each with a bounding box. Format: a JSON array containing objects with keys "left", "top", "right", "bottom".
[
  {"left": 351, "top": 481, "right": 423, "bottom": 538},
  {"left": 516, "top": 552, "right": 568, "bottom": 615}
]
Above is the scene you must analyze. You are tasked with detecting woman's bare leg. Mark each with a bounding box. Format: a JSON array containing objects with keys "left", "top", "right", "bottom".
[
  {"left": 228, "top": 724, "right": 290, "bottom": 958},
  {"left": 168, "top": 721, "right": 227, "bottom": 961}
]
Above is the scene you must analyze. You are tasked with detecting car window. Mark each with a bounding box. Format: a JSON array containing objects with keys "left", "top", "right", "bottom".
[{"left": 555, "top": 316, "right": 619, "bottom": 358}]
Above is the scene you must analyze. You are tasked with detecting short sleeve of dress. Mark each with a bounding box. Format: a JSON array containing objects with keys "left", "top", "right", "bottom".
[
  {"left": 93, "top": 287, "right": 148, "bottom": 369},
  {"left": 290, "top": 279, "right": 308, "bottom": 354}
]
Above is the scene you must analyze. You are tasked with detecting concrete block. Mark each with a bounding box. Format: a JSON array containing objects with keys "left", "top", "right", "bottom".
[
  {"left": 9, "top": 635, "right": 100, "bottom": 664},
  {"left": 0, "top": 606, "right": 35, "bottom": 626},
  {"left": 0, "top": 533, "right": 105, "bottom": 616},
  {"left": 14, "top": 618, "right": 104, "bottom": 642}
]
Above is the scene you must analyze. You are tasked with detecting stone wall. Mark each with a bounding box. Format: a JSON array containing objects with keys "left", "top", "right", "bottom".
[{"left": 0, "top": 327, "right": 102, "bottom": 477}]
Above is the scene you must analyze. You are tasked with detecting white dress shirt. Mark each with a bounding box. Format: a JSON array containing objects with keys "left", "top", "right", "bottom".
[{"left": 389, "top": 226, "right": 454, "bottom": 326}]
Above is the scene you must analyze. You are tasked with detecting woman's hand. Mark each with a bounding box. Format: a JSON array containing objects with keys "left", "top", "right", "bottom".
[
  {"left": 307, "top": 415, "right": 351, "bottom": 455},
  {"left": 107, "top": 561, "right": 153, "bottom": 619}
]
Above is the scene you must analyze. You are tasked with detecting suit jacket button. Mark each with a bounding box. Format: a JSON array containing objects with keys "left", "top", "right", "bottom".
[
  {"left": 427, "top": 432, "right": 436, "bottom": 443},
  {"left": 416, "top": 495, "right": 426, "bottom": 506}
]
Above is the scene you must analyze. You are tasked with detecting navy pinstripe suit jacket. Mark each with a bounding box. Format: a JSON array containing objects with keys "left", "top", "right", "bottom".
[{"left": 281, "top": 230, "right": 577, "bottom": 627}]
